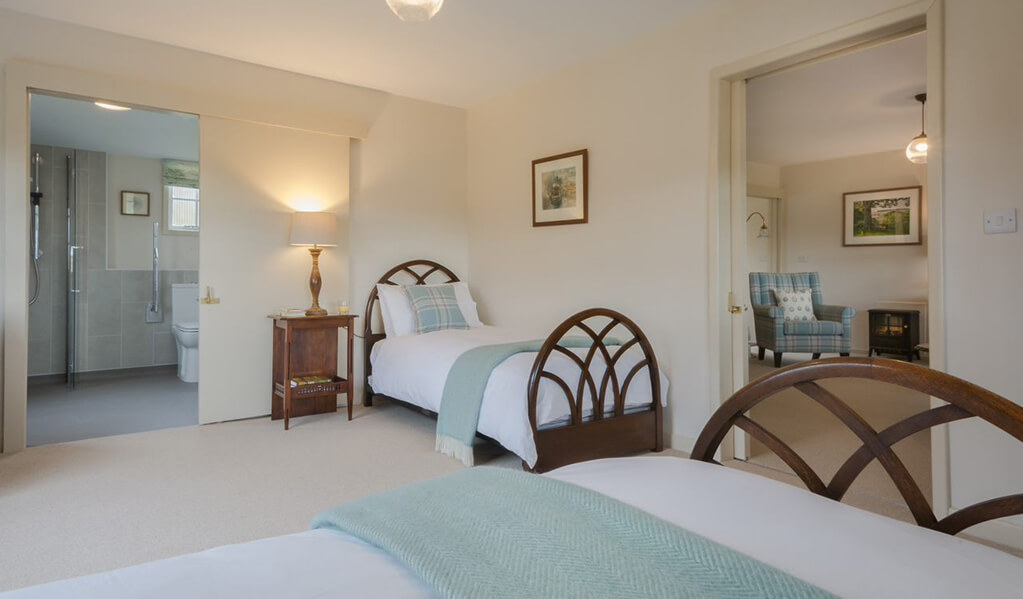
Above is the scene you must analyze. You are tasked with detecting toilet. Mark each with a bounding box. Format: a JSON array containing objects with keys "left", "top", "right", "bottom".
[{"left": 170, "top": 283, "right": 199, "bottom": 383}]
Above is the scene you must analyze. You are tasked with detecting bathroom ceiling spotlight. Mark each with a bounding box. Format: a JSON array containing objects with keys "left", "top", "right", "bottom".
[
  {"left": 386, "top": 0, "right": 444, "bottom": 22},
  {"left": 94, "top": 101, "right": 131, "bottom": 111}
]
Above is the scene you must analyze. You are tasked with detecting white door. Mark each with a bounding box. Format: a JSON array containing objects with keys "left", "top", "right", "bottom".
[
  {"left": 197, "top": 116, "right": 349, "bottom": 424},
  {"left": 727, "top": 81, "right": 751, "bottom": 459}
]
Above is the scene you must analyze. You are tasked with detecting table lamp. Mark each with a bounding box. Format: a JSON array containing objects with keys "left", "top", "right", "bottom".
[{"left": 290, "top": 211, "right": 337, "bottom": 316}]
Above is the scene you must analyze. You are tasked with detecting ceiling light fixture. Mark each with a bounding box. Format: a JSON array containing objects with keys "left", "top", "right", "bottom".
[
  {"left": 905, "top": 93, "right": 928, "bottom": 164},
  {"left": 94, "top": 101, "right": 131, "bottom": 111},
  {"left": 386, "top": 0, "right": 444, "bottom": 22}
]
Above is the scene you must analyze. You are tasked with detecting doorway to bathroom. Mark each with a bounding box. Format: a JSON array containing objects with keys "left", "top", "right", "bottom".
[{"left": 26, "top": 92, "right": 200, "bottom": 446}]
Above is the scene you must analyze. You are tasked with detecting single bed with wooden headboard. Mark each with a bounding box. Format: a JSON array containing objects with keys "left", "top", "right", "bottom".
[{"left": 362, "top": 259, "right": 664, "bottom": 472}]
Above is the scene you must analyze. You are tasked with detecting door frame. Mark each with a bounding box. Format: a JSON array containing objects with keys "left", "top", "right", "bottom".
[{"left": 706, "top": 0, "right": 949, "bottom": 516}]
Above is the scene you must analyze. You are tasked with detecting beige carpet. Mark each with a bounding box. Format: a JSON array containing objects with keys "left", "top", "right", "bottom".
[
  {"left": 0, "top": 400, "right": 517, "bottom": 592},
  {"left": 2, "top": 387, "right": 1018, "bottom": 592},
  {"left": 743, "top": 351, "right": 931, "bottom": 522}
]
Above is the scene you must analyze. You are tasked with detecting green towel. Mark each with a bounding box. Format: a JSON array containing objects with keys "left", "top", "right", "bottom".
[
  {"left": 312, "top": 467, "right": 834, "bottom": 599},
  {"left": 435, "top": 337, "right": 611, "bottom": 466}
]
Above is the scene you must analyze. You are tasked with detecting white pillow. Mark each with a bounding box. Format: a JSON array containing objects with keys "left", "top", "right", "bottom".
[
  {"left": 449, "top": 282, "right": 483, "bottom": 328},
  {"left": 376, "top": 281, "right": 484, "bottom": 337},
  {"left": 772, "top": 288, "right": 817, "bottom": 322},
  {"left": 377, "top": 284, "right": 417, "bottom": 337}
]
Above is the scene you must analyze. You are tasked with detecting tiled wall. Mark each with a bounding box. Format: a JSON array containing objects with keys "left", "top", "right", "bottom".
[{"left": 27, "top": 144, "right": 198, "bottom": 376}]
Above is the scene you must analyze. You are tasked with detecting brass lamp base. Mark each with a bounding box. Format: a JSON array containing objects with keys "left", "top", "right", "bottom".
[{"left": 305, "top": 246, "right": 328, "bottom": 316}]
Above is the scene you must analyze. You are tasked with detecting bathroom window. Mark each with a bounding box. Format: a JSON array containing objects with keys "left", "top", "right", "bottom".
[{"left": 166, "top": 185, "right": 199, "bottom": 232}]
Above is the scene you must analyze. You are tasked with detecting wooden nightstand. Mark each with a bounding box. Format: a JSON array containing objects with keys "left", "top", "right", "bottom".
[{"left": 270, "top": 313, "right": 357, "bottom": 430}]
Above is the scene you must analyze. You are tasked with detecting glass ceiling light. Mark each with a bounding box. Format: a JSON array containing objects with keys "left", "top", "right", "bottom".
[
  {"left": 906, "top": 93, "right": 928, "bottom": 164},
  {"left": 386, "top": 0, "right": 444, "bottom": 22}
]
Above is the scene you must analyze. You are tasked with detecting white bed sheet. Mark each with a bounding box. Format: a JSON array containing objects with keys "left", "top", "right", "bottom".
[
  {"left": 7, "top": 457, "right": 1022, "bottom": 598},
  {"left": 369, "top": 326, "right": 668, "bottom": 466}
]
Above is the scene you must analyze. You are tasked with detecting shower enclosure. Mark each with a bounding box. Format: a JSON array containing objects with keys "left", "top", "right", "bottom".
[{"left": 27, "top": 147, "right": 84, "bottom": 388}]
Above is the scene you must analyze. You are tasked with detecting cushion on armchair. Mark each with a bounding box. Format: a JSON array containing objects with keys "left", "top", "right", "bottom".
[{"left": 771, "top": 288, "right": 817, "bottom": 322}]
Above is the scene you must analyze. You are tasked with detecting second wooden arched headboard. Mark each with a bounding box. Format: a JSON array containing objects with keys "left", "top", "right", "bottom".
[{"left": 362, "top": 260, "right": 460, "bottom": 406}]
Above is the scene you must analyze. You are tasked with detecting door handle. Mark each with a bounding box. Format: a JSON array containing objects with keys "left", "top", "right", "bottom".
[
  {"left": 727, "top": 291, "right": 746, "bottom": 314},
  {"left": 69, "top": 245, "right": 84, "bottom": 293}
]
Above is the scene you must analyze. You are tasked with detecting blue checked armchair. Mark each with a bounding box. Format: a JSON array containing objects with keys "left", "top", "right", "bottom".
[{"left": 749, "top": 272, "right": 855, "bottom": 367}]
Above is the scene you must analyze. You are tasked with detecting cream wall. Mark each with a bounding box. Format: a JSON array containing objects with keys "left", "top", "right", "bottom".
[
  {"left": 465, "top": 0, "right": 920, "bottom": 447},
  {"left": 943, "top": 0, "right": 1023, "bottom": 524},
  {"left": 349, "top": 95, "right": 468, "bottom": 400},
  {"left": 107, "top": 154, "right": 199, "bottom": 271},
  {"left": 779, "top": 150, "right": 928, "bottom": 353},
  {"left": 748, "top": 161, "right": 781, "bottom": 189}
]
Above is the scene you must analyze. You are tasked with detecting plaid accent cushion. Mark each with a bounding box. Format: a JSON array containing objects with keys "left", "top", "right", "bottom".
[{"left": 405, "top": 285, "right": 469, "bottom": 334}]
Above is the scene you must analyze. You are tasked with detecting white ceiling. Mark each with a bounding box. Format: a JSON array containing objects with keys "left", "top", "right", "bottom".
[
  {"left": 31, "top": 93, "right": 199, "bottom": 161},
  {"left": 747, "top": 32, "right": 927, "bottom": 167},
  {"left": 0, "top": 0, "right": 719, "bottom": 108}
]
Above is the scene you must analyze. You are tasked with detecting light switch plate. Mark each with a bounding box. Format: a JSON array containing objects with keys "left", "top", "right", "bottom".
[{"left": 984, "top": 209, "right": 1017, "bottom": 234}]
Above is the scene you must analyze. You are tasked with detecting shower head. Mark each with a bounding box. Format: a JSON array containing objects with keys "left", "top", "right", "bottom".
[{"left": 31, "top": 152, "right": 43, "bottom": 197}]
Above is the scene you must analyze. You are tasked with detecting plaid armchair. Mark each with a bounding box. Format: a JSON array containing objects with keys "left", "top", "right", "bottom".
[{"left": 749, "top": 272, "right": 855, "bottom": 367}]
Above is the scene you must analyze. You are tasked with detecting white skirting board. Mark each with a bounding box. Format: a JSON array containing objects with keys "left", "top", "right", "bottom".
[{"left": 958, "top": 513, "right": 1023, "bottom": 552}]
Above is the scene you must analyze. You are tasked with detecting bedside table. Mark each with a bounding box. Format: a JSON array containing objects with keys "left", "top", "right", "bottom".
[{"left": 270, "top": 313, "right": 357, "bottom": 429}]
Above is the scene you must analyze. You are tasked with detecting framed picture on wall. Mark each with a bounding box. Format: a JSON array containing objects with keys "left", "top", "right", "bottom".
[
  {"left": 532, "top": 149, "right": 588, "bottom": 227},
  {"left": 842, "top": 186, "right": 922, "bottom": 246},
  {"left": 121, "top": 191, "right": 150, "bottom": 216}
]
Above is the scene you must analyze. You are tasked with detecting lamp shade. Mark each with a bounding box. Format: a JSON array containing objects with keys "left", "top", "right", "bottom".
[{"left": 290, "top": 212, "right": 337, "bottom": 247}]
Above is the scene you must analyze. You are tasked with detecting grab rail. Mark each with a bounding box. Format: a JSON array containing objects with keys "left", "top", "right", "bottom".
[{"left": 146, "top": 222, "right": 163, "bottom": 323}]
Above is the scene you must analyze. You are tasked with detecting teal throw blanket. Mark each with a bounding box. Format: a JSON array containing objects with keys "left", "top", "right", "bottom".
[
  {"left": 435, "top": 337, "right": 605, "bottom": 466},
  {"left": 312, "top": 467, "right": 833, "bottom": 599}
]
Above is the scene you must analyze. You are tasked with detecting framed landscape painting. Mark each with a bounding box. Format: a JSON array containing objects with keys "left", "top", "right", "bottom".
[
  {"left": 532, "top": 149, "right": 588, "bottom": 227},
  {"left": 842, "top": 186, "right": 922, "bottom": 246}
]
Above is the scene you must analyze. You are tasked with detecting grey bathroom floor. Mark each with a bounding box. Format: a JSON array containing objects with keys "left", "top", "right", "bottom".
[{"left": 27, "top": 367, "right": 198, "bottom": 446}]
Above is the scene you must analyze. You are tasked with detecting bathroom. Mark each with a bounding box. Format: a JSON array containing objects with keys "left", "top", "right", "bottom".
[{"left": 26, "top": 93, "right": 200, "bottom": 446}]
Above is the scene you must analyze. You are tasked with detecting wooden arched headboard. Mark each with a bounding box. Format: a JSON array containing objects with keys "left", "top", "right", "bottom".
[
  {"left": 362, "top": 260, "right": 460, "bottom": 406},
  {"left": 690, "top": 358, "right": 1023, "bottom": 536}
]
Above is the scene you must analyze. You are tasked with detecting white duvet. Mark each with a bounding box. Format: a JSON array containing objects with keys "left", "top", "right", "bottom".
[
  {"left": 369, "top": 326, "right": 668, "bottom": 466},
  {"left": 9, "top": 457, "right": 1023, "bottom": 598}
]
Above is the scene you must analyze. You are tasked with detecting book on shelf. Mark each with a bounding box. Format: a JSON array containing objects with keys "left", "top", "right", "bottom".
[{"left": 289, "top": 375, "right": 335, "bottom": 387}]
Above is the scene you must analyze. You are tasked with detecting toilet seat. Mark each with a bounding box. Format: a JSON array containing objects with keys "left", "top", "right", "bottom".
[{"left": 173, "top": 321, "right": 199, "bottom": 333}]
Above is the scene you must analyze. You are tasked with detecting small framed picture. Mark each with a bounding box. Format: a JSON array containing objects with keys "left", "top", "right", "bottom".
[
  {"left": 532, "top": 149, "right": 588, "bottom": 227},
  {"left": 121, "top": 191, "right": 150, "bottom": 216},
  {"left": 842, "top": 186, "right": 922, "bottom": 246}
]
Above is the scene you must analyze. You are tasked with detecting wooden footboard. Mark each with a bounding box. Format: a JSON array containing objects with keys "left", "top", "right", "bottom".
[
  {"left": 690, "top": 358, "right": 1023, "bottom": 536},
  {"left": 527, "top": 308, "right": 663, "bottom": 473}
]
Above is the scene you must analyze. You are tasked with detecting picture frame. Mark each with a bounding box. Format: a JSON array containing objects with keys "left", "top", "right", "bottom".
[
  {"left": 532, "top": 149, "right": 588, "bottom": 227},
  {"left": 121, "top": 191, "right": 150, "bottom": 216},
  {"left": 842, "top": 186, "right": 922, "bottom": 246}
]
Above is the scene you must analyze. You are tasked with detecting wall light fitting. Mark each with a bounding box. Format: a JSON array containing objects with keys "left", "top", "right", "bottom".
[{"left": 747, "top": 211, "right": 769, "bottom": 238}]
